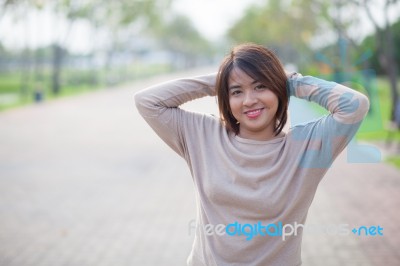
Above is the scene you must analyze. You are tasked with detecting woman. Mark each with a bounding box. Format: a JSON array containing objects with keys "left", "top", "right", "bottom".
[{"left": 134, "top": 43, "right": 369, "bottom": 266}]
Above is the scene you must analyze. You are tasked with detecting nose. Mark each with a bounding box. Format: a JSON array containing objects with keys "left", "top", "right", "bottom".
[{"left": 243, "top": 91, "right": 258, "bottom": 106}]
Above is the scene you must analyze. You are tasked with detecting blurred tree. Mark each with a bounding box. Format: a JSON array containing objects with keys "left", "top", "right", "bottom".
[
  {"left": 0, "top": 0, "right": 17, "bottom": 19},
  {"left": 90, "top": 0, "right": 172, "bottom": 84},
  {"left": 227, "top": 0, "right": 319, "bottom": 67},
  {"left": 317, "top": 0, "right": 400, "bottom": 120},
  {"left": 152, "top": 14, "right": 213, "bottom": 69},
  {"left": 311, "top": 0, "right": 361, "bottom": 77},
  {"left": 2, "top": 0, "right": 174, "bottom": 95},
  {"left": 360, "top": 19, "right": 400, "bottom": 75},
  {"left": 1, "top": 0, "right": 44, "bottom": 99},
  {"left": 48, "top": 0, "right": 107, "bottom": 95},
  {"left": 352, "top": 0, "right": 399, "bottom": 122}
]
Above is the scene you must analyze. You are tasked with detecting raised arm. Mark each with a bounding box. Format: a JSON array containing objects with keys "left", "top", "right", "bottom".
[
  {"left": 287, "top": 73, "right": 370, "bottom": 168},
  {"left": 134, "top": 73, "right": 217, "bottom": 156},
  {"left": 288, "top": 73, "right": 369, "bottom": 124}
]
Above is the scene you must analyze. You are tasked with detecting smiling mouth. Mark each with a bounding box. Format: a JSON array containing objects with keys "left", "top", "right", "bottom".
[{"left": 244, "top": 108, "right": 264, "bottom": 118}]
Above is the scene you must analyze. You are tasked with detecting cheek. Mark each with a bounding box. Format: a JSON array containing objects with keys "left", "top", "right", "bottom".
[
  {"left": 271, "top": 98, "right": 280, "bottom": 117},
  {"left": 272, "top": 98, "right": 279, "bottom": 110},
  {"left": 265, "top": 93, "right": 279, "bottom": 109},
  {"left": 229, "top": 98, "right": 241, "bottom": 116}
]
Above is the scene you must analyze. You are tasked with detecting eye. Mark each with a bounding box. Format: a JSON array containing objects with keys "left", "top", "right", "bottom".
[
  {"left": 230, "top": 90, "right": 242, "bottom": 96},
  {"left": 255, "top": 84, "right": 267, "bottom": 90}
]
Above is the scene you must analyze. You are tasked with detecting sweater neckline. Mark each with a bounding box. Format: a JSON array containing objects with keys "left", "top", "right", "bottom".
[{"left": 233, "top": 133, "right": 286, "bottom": 145}]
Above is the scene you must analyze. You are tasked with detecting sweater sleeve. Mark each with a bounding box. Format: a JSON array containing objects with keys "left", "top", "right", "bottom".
[
  {"left": 287, "top": 73, "right": 370, "bottom": 168},
  {"left": 134, "top": 73, "right": 217, "bottom": 157}
]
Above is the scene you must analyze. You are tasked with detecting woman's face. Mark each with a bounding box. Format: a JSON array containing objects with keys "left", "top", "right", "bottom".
[{"left": 228, "top": 67, "right": 279, "bottom": 141}]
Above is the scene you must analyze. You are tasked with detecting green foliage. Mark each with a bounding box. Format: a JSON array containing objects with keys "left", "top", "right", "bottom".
[
  {"left": 227, "top": 0, "right": 320, "bottom": 66},
  {"left": 386, "top": 156, "right": 400, "bottom": 168},
  {"left": 359, "top": 19, "right": 400, "bottom": 75},
  {"left": 157, "top": 15, "right": 209, "bottom": 52},
  {"left": 0, "top": 72, "right": 20, "bottom": 93},
  {"left": 357, "top": 77, "right": 400, "bottom": 140},
  {"left": 64, "top": 70, "right": 99, "bottom": 87},
  {"left": 152, "top": 14, "right": 214, "bottom": 68}
]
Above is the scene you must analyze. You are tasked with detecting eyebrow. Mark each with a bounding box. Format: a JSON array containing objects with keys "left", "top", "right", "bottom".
[
  {"left": 228, "top": 80, "right": 259, "bottom": 90},
  {"left": 228, "top": 85, "right": 241, "bottom": 91}
]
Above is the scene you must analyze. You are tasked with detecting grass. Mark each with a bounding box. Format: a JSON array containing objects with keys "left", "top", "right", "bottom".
[
  {"left": 357, "top": 78, "right": 400, "bottom": 140},
  {"left": 360, "top": 77, "right": 400, "bottom": 169},
  {"left": 347, "top": 76, "right": 400, "bottom": 168},
  {"left": 387, "top": 156, "right": 400, "bottom": 168},
  {"left": 0, "top": 72, "right": 20, "bottom": 93},
  {"left": 0, "top": 63, "right": 171, "bottom": 112}
]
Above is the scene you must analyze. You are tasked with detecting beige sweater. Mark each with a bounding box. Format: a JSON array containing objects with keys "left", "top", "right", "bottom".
[{"left": 134, "top": 73, "right": 369, "bottom": 266}]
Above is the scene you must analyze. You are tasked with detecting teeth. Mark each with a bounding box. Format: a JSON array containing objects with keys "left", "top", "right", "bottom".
[{"left": 246, "top": 109, "right": 261, "bottom": 115}]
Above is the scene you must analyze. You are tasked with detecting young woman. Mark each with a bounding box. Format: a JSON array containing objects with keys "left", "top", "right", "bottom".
[{"left": 134, "top": 43, "right": 369, "bottom": 266}]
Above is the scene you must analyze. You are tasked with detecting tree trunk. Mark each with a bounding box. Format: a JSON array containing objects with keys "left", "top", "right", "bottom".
[
  {"left": 20, "top": 50, "right": 31, "bottom": 100},
  {"left": 51, "top": 44, "right": 63, "bottom": 95},
  {"left": 376, "top": 25, "right": 399, "bottom": 122},
  {"left": 384, "top": 25, "right": 399, "bottom": 121}
]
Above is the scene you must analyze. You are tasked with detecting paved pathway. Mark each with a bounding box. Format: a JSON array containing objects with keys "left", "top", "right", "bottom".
[{"left": 0, "top": 68, "right": 399, "bottom": 266}]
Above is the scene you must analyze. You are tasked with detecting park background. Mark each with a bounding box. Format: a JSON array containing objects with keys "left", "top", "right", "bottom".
[
  {"left": 1, "top": 0, "right": 400, "bottom": 163},
  {"left": 1, "top": 0, "right": 400, "bottom": 265}
]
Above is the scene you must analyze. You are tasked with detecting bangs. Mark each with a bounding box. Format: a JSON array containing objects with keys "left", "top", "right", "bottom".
[{"left": 232, "top": 58, "right": 273, "bottom": 88}]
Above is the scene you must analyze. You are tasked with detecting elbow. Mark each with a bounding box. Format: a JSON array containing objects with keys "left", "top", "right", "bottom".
[
  {"left": 133, "top": 90, "right": 143, "bottom": 109},
  {"left": 133, "top": 89, "right": 150, "bottom": 115},
  {"left": 346, "top": 92, "right": 370, "bottom": 122},
  {"left": 357, "top": 93, "right": 370, "bottom": 119},
  {"left": 133, "top": 88, "right": 162, "bottom": 117},
  {"left": 335, "top": 92, "right": 370, "bottom": 124},
  {"left": 349, "top": 93, "right": 370, "bottom": 123}
]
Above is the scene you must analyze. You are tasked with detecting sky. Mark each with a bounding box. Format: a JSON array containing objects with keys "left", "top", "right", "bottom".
[{"left": 171, "top": 0, "right": 262, "bottom": 41}]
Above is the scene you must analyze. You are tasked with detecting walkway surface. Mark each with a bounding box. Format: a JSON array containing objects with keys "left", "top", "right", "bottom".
[{"left": 0, "top": 68, "right": 399, "bottom": 266}]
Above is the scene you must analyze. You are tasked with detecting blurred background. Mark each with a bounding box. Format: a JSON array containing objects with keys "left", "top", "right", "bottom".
[
  {"left": 1, "top": 0, "right": 400, "bottom": 159},
  {"left": 1, "top": 0, "right": 400, "bottom": 265}
]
